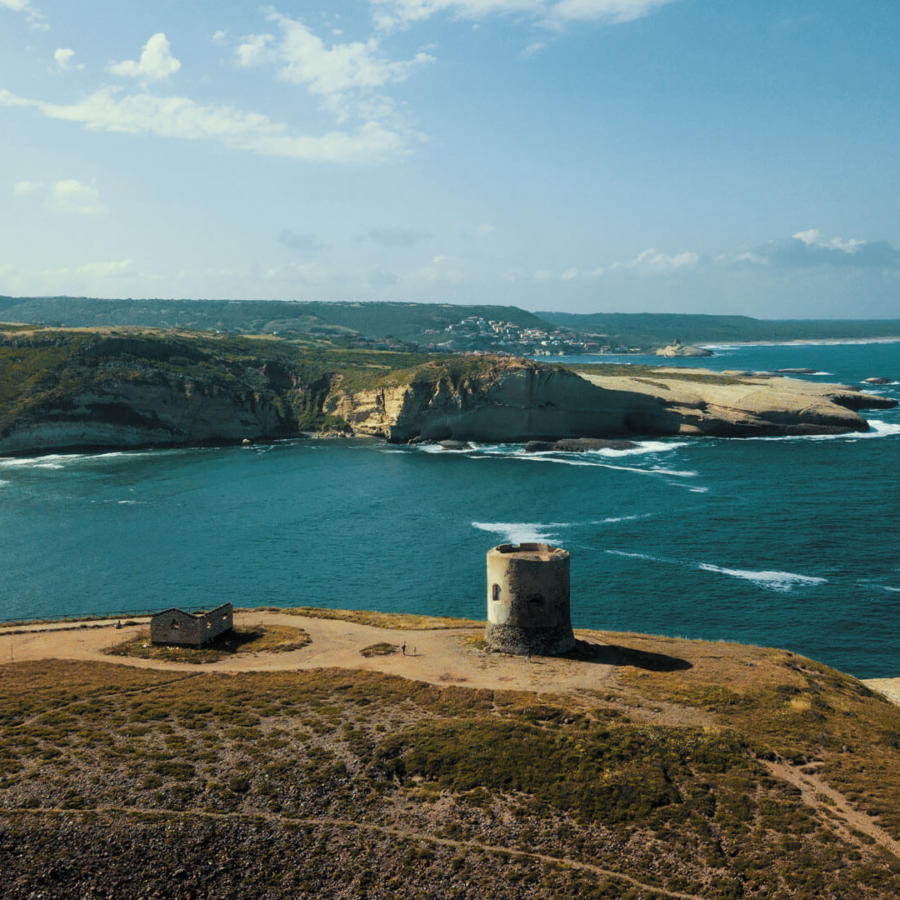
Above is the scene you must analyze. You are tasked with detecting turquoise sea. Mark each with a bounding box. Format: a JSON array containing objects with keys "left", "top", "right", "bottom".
[{"left": 1, "top": 341, "right": 898, "bottom": 678}]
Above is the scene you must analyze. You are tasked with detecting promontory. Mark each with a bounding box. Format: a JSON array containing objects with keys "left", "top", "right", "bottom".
[{"left": 0, "top": 325, "right": 895, "bottom": 455}]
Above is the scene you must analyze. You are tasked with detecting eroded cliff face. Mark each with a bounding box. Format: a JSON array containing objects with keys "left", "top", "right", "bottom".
[
  {"left": 0, "top": 378, "right": 292, "bottom": 454},
  {"left": 0, "top": 331, "right": 302, "bottom": 454},
  {"left": 1, "top": 329, "right": 895, "bottom": 455},
  {"left": 325, "top": 359, "right": 895, "bottom": 443}
]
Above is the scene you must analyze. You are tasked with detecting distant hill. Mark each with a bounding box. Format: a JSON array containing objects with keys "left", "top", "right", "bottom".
[
  {"left": 0, "top": 297, "right": 546, "bottom": 344},
  {"left": 3, "top": 297, "right": 899, "bottom": 352},
  {"left": 538, "top": 311, "right": 900, "bottom": 346}
]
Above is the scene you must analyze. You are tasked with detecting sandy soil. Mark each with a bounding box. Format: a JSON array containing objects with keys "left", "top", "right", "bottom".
[
  {"left": 0, "top": 612, "right": 619, "bottom": 695},
  {"left": 3, "top": 612, "right": 896, "bottom": 718},
  {"left": 863, "top": 677, "right": 900, "bottom": 705}
]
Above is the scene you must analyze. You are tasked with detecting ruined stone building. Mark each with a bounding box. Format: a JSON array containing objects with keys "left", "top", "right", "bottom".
[{"left": 150, "top": 603, "right": 233, "bottom": 647}]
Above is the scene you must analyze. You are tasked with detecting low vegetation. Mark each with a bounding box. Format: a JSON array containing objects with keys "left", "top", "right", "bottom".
[
  {"left": 0, "top": 623, "right": 898, "bottom": 897},
  {"left": 276, "top": 606, "right": 476, "bottom": 630},
  {"left": 360, "top": 642, "right": 400, "bottom": 657},
  {"left": 105, "top": 625, "right": 311, "bottom": 664}
]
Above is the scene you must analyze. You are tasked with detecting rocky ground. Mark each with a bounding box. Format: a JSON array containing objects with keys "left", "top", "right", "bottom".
[{"left": 0, "top": 610, "right": 898, "bottom": 898}]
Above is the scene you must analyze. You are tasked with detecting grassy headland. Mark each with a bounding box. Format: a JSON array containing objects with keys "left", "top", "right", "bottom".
[{"left": 0, "top": 610, "right": 898, "bottom": 897}]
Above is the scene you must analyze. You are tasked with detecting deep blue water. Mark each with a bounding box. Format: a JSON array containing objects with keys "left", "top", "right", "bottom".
[{"left": 1, "top": 341, "right": 898, "bottom": 677}]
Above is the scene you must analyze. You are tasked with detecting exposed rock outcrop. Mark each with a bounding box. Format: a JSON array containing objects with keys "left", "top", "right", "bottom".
[
  {"left": 1, "top": 329, "right": 895, "bottom": 455},
  {"left": 327, "top": 358, "right": 894, "bottom": 442},
  {"left": 655, "top": 341, "right": 713, "bottom": 358}
]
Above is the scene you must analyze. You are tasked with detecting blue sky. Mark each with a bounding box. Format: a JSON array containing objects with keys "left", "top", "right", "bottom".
[{"left": 1, "top": 0, "right": 898, "bottom": 317}]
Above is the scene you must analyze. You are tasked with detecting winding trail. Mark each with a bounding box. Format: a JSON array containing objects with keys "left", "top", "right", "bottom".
[
  {"left": 0, "top": 804, "right": 705, "bottom": 900},
  {"left": 764, "top": 759, "right": 900, "bottom": 859}
]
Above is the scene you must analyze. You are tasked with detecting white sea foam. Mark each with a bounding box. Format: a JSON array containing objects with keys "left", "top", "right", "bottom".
[
  {"left": 472, "top": 521, "right": 567, "bottom": 543},
  {"left": 698, "top": 563, "right": 826, "bottom": 593},
  {"left": 879, "top": 586, "right": 900, "bottom": 593},
  {"left": 0, "top": 479, "right": 9, "bottom": 487},
  {"left": 605, "top": 549, "right": 659, "bottom": 561},
  {"left": 593, "top": 513, "right": 651, "bottom": 525},
  {"left": 689, "top": 486, "right": 709, "bottom": 493},
  {"left": 751, "top": 419, "right": 900, "bottom": 442}
]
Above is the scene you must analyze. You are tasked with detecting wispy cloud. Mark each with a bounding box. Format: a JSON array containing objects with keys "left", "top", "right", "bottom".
[
  {"left": 12, "top": 178, "right": 105, "bottom": 215},
  {"left": 109, "top": 33, "right": 181, "bottom": 82},
  {"left": 53, "top": 48, "right": 85, "bottom": 72},
  {"left": 0, "top": 0, "right": 47, "bottom": 30},
  {"left": 594, "top": 247, "right": 699, "bottom": 274},
  {"left": 236, "top": 10, "right": 433, "bottom": 122},
  {"left": 726, "top": 229, "right": 900, "bottom": 270},
  {"left": 0, "top": 86, "right": 411, "bottom": 164},
  {"left": 371, "top": 0, "right": 678, "bottom": 30}
]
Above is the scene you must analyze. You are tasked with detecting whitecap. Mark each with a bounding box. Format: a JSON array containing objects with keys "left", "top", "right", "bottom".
[
  {"left": 688, "top": 486, "right": 709, "bottom": 493},
  {"left": 582, "top": 440, "right": 689, "bottom": 458},
  {"left": 605, "top": 549, "right": 660, "bottom": 562},
  {"left": 750, "top": 419, "right": 900, "bottom": 442},
  {"left": 698, "top": 563, "right": 826, "bottom": 593},
  {"left": 472, "top": 521, "right": 566, "bottom": 543},
  {"left": 0, "top": 479, "right": 9, "bottom": 487},
  {"left": 593, "top": 513, "right": 652, "bottom": 525}
]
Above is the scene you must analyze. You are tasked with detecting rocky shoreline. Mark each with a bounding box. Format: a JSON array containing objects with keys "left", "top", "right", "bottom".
[{"left": 0, "top": 328, "right": 895, "bottom": 456}]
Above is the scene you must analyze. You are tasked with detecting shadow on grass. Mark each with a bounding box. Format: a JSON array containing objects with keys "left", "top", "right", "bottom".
[
  {"left": 566, "top": 639, "right": 692, "bottom": 672},
  {"left": 154, "top": 629, "right": 260, "bottom": 654}
]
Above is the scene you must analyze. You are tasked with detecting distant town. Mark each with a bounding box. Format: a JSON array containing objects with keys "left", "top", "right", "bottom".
[{"left": 421, "top": 314, "right": 632, "bottom": 356}]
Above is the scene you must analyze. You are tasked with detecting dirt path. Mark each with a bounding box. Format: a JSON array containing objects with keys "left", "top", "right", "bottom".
[
  {"left": 1, "top": 611, "right": 622, "bottom": 698},
  {"left": 0, "top": 805, "right": 705, "bottom": 900},
  {"left": 764, "top": 759, "right": 900, "bottom": 859}
]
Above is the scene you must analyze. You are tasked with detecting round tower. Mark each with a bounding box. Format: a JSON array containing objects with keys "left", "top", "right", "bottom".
[{"left": 484, "top": 542, "right": 575, "bottom": 656}]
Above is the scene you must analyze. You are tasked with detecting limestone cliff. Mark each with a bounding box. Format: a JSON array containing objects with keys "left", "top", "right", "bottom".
[
  {"left": 0, "top": 328, "right": 895, "bottom": 454},
  {"left": 327, "top": 358, "right": 895, "bottom": 442}
]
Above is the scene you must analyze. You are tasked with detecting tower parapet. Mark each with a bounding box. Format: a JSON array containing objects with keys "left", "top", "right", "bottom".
[{"left": 484, "top": 543, "right": 575, "bottom": 656}]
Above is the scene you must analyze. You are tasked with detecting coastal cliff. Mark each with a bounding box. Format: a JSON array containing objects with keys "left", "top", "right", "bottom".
[
  {"left": 326, "top": 356, "right": 895, "bottom": 442},
  {"left": 0, "top": 326, "right": 894, "bottom": 454}
]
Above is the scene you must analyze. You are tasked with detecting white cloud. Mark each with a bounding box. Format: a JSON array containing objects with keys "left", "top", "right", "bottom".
[
  {"left": 236, "top": 11, "right": 433, "bottom": 120},
  {"left": 77, "top": 259, "right": 134, "bottom": 278},
  {"left": 211, "top": 30, "right": 227, "bottom": 44},
  {"left": 533, "top": 268, "right": 554, "bottom": 281},
  {"left": 519, "top": 41, "right": 547, "bottom": 59},
  {"left": 604, "top": 247, "right": 700, "bottom": 273},
  {"left": 50, "top": 179, "right": 105, "bottom": 215},
  {"left": 13, "top": 179, "right": 42, "bottom": 196},
  {"left": 0, "top": 86, "right": 411, "bottom": 164},
  {"left": 12, "top": 178, "right": 105, "bottom": 214},
  {"left": 0, "top": 0, "right": 47, "bottom": 30},
  {"left": 109, "top": 33, "right": 181, "bottom": 82},
  {"left": 53, "top": 48, "right": 85, "bottom": 72},
  {"left": 560, "top": 267, "right": 578, "bottom": 280},
  {"left": 236, "top": 33, "right": 274, "bottom": 67},
  {"left": 793, "top": 228, "right": 864, "bottom": 254},
  {"left": 370, "top": 0, "right": 678, "bottom": 29},
  {"left": 476, "top": 222, "right": 496, "bottom": 235}
]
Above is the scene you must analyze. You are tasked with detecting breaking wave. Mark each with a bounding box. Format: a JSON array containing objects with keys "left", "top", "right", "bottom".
[{"left": 698, "top": 564, "right": 827, "bottom": 593}]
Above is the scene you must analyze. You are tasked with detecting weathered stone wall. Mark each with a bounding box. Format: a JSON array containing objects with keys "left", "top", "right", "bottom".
[
  {"left": 150, "top": 603, "right": 233, "bottom": 646},
  {"left": 484, "top": 543, "right": 575, "bottom": 656}
]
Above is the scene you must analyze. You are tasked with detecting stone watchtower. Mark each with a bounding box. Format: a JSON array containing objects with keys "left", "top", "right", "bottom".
[{"left": 484, "top": 543, "right": 576, "bottom": 656}]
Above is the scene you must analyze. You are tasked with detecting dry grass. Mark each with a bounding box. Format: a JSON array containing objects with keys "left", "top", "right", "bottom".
[
  {"left": 271, "top": 606, "right": 478, "bottom": 630},
  {"left": 360, "top": 642, "right": 399, "bottom": 658}
]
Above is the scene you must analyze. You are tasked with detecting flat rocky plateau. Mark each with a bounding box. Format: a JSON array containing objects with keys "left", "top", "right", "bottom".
[{"left": 0, "top": 609, "right": 898, "bottom": 898}]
